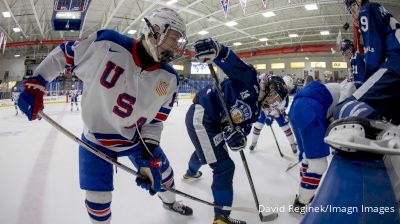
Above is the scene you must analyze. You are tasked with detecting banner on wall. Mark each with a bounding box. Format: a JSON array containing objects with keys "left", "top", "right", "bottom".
[
  {"left": 332, "top": 62, "right": 347, "bottom": 69},
  {"left": 2, "top": 36, "right": 6, "bottom": 54},
  {"left": 311, "top": 62, "right": 326, "bottom": 68},
  {"left": 0, "top": 32, "right": 4, "bottom": 51},
  {"left": 271, "top": 63, "right": 285, "bottom": 69},
  {"left": 261, "top": 0, "right": 267, "bottom": 8},
  {"left": 290, "top": 62, "right": 305, "bottom": 69},
  {"left": 239, "top": 0, "right": 247, "bottom": 14},
  {"left": 221, "top": 0, "right": 229, "bottom": 18}
]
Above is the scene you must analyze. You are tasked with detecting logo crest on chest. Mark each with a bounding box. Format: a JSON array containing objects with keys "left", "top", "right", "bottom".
[{"left": 230, "top": 100, "right": 252, "bottom": 124}]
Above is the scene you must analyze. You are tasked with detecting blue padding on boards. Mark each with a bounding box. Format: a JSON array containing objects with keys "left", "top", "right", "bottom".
[{"left": 301, "top": 151, "right": 400, "bottom": 224}]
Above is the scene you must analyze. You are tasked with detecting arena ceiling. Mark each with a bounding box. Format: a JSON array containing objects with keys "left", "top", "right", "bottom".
[{"left": 0, "top": 0, "right": 399, "bottom": 60}]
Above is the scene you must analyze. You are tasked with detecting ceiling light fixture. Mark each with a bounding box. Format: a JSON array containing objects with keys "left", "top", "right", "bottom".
[
  {"left": 198, "top": 30, "right": 209, "bottom": 35},
  {"left": 2, "top": 11, "right": 11, "bottom": 18},
  {"left": 305, "top": 4, "right": 318, "bottom": 11},
  {"left": 320, "top": 31, "right": 330, "bottom": 35},
  {"left": 262, "top": 11, "right": 275, "bottom": 18},
  {"left": 225, "top": 21, "right": 238, "bottom": 27},
  {"left": 127, "top": 29, "right": 137, "bottom": 34},
  {"left": 166, "top": 0, "right": 178, "bottom": 5}
]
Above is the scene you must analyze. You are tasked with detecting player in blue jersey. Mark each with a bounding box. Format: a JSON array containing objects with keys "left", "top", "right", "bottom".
[
  {"left": 334, "top": 0, "right": 400, "bottom": 125},
  {"left": 340, "top": 39, "right": 365, "bottom": 89},
  {"left": 183, "top": 38, "right": 260, "bottom": 224}
]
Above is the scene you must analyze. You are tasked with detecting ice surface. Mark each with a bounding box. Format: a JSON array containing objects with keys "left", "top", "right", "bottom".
[{"left": 0, "top": 100, "right": 302, "bottom": 224}]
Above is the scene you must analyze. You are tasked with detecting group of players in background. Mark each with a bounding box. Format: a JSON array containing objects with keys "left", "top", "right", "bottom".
[{"left": 14, "top": 0, "right": 400, "bottom": 223}]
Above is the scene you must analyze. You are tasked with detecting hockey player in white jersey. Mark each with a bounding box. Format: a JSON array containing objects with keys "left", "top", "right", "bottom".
[
  {"left": 17, "top": 7, "right": 192, "bottom": 223},
  {"left": 249, "top": 74, "right": 297, "bottom": 154},
  {"left": 11, "top": 87, "right": 20, "bottom": 115},
  {"left": 69, "top": 85, "right": 79, "bottom": 111}
]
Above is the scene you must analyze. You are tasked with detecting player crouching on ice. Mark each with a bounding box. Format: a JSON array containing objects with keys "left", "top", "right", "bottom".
[
  {"left": 183, "top": 38, "right": 261, "bottom": 224},
  {"left": 17, "top": 7, "right": 192, "bottom": 224},
  {"left": 249, "top": 74, "right": 298, "bottom": 154},
  {"left": 259, "top": 76, "right": 354, "bottom": 211}
]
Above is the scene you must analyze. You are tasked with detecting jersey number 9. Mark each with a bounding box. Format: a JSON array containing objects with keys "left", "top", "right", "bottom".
[{"left": 360, "top": 16, "right": 368, "bottom": 32}]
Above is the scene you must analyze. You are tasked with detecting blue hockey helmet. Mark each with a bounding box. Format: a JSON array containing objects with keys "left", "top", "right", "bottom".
[
  {"left": 340, "top": 39, "right": 354, "bottom": 56},
  {"left": 343, "top": 0, "right": 368, "bottom": 13},
  {"left": 343, "top": 0, "right": 357, "bottom": 12}
]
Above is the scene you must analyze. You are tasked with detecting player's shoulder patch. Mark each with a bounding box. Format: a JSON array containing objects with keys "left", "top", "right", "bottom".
[{"left": 155, "top": 79, "right": 170, "bottom": 97}]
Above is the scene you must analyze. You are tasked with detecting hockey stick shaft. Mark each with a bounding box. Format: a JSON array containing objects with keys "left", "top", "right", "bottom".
[
  {"left": 286, "top": 161, "right": 300, "bottom": 172},
  {"left": 269, "top": 126, "right": 284, "bottom": 157},
  {"left": 207, "top": 64, "right": 277, "bottom": 222},
  {"left": 38, "top": 111, "right": 259, "bottom": 214}
]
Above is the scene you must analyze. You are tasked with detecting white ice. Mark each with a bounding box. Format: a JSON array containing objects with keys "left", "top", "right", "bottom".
[{"left": 0, "top": 99, "right": 302, "bottom": 224}]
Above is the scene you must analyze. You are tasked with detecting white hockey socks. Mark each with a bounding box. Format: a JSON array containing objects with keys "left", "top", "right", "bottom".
[
  {"left": 85, "top": 191, "right": 112, "bottom": 224},
  {"left": 299, "top": 157, "right": 328, "bottom": 204},
  {"left": 251, "top": 122, "right": 264, "bottom": 145}
]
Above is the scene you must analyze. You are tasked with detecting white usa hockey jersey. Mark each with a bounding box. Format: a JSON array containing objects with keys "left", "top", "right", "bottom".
[{"left": 34, "top": 29, "right": 179, "bottom": 152}]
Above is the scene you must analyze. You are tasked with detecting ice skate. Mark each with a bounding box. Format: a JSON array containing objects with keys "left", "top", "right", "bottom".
[
  {"left": 183, "top": 170, "right": 202, "bottom": 180},
  {"left": 325, "top": 117, "right": 400, "bottom": 154},
  {"left": 249, "top": 143, "right": 256, "bottom": 151},
  {"left": 162, "top": 200, "right": 193, "bottom": 216},
  {"left": 213, "top": 215, "right": 246, "bottom": 224},
  {"left": 291, "top": 194, "right": 313, "bottom": 215}
]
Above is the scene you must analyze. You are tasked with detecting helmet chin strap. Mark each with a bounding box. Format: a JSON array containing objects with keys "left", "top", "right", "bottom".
[{"left": 145, "top": 35, "right": 160, "bottom": 62}]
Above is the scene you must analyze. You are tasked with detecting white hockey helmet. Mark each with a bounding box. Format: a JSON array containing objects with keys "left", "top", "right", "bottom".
[
  {"left": 282, "top": 75, "right": 294, "bottom": 91},
  {"left": 141, "top": 7, "right": 187, "bottom": 63}
]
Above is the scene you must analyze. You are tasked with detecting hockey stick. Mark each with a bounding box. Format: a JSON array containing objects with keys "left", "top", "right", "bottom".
[
  {"left": 207, "top": 64, "right": 278, "bottom": 222},
  {"left": 286, "top": 161, "right": 300, "bottom": 172},
  {"left": 269, "top": 126, "right": 284, "bottom": 157},
  {"left": 37, "top": 111, "right": 261, "bottom": 215}
]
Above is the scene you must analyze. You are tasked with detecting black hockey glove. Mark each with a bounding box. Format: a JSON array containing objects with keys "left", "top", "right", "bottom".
[{"left": 223, "top": 126, "right": 247, "bottom": 152}]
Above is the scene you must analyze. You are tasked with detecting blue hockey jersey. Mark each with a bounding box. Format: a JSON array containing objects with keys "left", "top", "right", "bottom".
[
  {"left": 194, "top": 47, "right": 260, "bottom": 135},
  {"left": 359, "top": 3, "right": 400, "bottom": 79},
  {"left": 350, "top": 52, "right": 365, "bottom": 89}
]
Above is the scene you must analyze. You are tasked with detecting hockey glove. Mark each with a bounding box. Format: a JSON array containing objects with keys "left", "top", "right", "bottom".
[
  {"left": 223, "top": 126, "right": 247, "bottom": 152},
  {"left": 18, "top": 76, "right": 47, "bottom": 120},
  {"left": 194, "top": 38, "right": 228, "bottom": 63},
  {"left": 265, "top": 115, "right": 274, "bottom": 126},
  {"left": 135, "top": 146, "right": 174, "bottom": 196}
]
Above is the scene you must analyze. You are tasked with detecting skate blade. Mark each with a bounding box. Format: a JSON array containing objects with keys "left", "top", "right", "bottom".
[{"left": 324, "top": 135, "right": 400, "bottom": 155}]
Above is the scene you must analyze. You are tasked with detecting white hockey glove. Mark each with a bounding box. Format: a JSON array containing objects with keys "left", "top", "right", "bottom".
[
  {"left": 194, "top": 38, "right": 221, "bottom": 63},
  {"left": 223, "top": 126, "right": 247, "bottom": 152}
]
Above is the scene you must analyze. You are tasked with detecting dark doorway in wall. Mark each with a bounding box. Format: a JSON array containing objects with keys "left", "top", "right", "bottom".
[
  {"left": 4, "top": 71, "right": 9, "bottom": 81},
  {"left": 333, "top": 71, "right": 339, "bottom": 82},
  {"left": 314, "top": 70, "right": 320, "bottom": 81}
]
